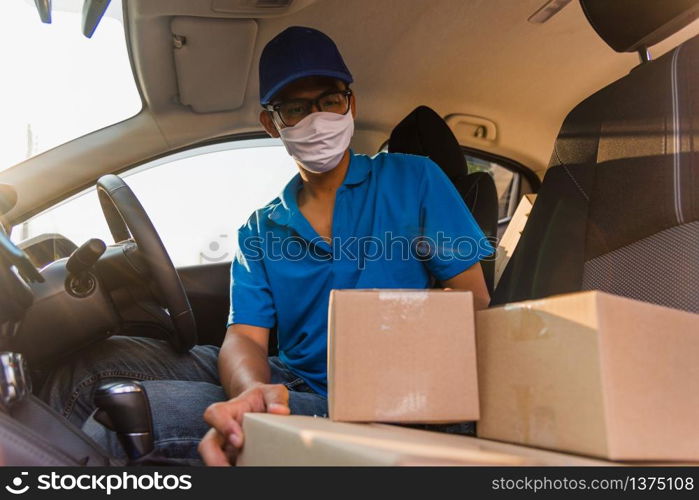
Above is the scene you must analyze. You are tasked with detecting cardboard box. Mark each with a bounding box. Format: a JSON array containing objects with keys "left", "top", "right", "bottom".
[
  {"left": 494, "top": 194, "right": 537, "bottom": 288},
  {"left": 238, "top": 413, "right": 611, "bottom": 466},
  {"left": 328, "top": 289, "right": 478, "bottom": 423},
  {"left": 476, "top": 291, "right": 699, "bottom": 461}
]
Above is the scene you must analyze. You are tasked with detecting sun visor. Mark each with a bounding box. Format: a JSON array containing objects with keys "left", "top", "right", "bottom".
[
  {"left": 580, "top": 0, "right": 699, "bottom": 52},
  {"left": 171, "top": 17, "right": 257, "bottom": 113}
]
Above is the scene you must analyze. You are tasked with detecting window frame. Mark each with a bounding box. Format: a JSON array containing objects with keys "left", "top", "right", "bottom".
[
  {"left": 9, "top": 132, "right": 270, "bottom": 235},
  {"left": 11, "top": 134, "right": 542, "bottom": 246},
  {"left": 461, "top": 146, "right": 541, "bottom": 225},
  {"left": 119, "top": 136, "right": 284, "bottom": 179},
  {"left": 12, "top": 134, "right": 298, "bottom": 268}
]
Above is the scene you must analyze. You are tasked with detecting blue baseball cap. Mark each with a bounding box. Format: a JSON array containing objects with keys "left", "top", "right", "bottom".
[{"left": 259, "top": 26, "right": 353, "bottom": 105}]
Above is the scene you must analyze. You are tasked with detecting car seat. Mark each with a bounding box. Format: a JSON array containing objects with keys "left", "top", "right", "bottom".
[
  {"left": 388, "top": 106, "right": 499, "bottom": 292},
  {"left": 493, "top": 0, "right": 699, "bottom": 314}
]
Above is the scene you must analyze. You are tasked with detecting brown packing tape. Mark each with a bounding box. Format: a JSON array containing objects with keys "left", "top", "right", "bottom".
[
  {"left": 377, "top": 290, "right": 429, "bottom": 328},
  {"left": 374, "top": 291, "right": 430, "bottom": 420},
  {"left": 513, "top": 384, "right": 533, "bottom": 444},
  {"left": 512, "top": 384, "right": 558, "bottom": 449},
  {"left": 502, "top": 306, "right": 565, "bottom": 449},
  {"left": 373, "top": 389, "right": 429, "bottom": 422},
  {"left": 502, "top": 303, "right": 551, "bottom": 341}
]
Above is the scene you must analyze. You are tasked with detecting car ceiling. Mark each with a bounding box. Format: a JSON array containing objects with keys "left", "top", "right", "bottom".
[{"left": 2, "top": 0, "right": 699, "bottom": 227}]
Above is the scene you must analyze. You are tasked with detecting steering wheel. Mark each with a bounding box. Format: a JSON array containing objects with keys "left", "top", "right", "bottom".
[{"left": 96, "top": 174, "right": 197, "bottom": 352}]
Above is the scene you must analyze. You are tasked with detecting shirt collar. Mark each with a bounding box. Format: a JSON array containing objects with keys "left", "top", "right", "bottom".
[
  {"left": 268, "top": 174, "right": 300, "bottom": 226},
  {"left": 342, "top": 151, "right": 372, "bottom": 186},
  {"left": 268, "top": 151, "right": 371, "bottom": 226}
]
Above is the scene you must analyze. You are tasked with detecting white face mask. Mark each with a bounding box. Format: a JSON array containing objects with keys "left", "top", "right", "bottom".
[{"left": 278, "top": 111, "right": 354, "bottom": 174}]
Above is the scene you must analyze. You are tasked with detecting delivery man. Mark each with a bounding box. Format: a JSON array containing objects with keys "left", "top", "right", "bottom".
[{"left": 43, "top": 26, "right": 493, "bottom": 465}]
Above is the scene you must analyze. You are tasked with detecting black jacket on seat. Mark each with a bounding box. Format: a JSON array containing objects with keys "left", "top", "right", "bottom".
[{"left": 388, "top": 106, "right": 498, "bottom": 292}]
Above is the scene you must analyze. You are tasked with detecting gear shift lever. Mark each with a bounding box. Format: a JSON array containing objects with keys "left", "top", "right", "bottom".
[{"left": 93, "top": 381, "right": 154, "bottom": 459}]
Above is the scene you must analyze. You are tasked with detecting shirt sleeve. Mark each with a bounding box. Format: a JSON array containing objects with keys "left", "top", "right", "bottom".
[
  {"left": 226, "top": 219, "right": 277, "bottom": 328},
  {"left": 418, "top": 158, "right": 495, "bottom": 281}
]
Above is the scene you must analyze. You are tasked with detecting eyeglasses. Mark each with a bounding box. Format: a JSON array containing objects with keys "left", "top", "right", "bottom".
[{"left": 266, "top": 89, "right": 352, "bottom": 127}]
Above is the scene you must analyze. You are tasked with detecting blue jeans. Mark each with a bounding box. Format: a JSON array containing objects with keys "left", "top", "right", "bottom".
[{"left": 40, "top": 336, "right": 327, "bottom": 462}]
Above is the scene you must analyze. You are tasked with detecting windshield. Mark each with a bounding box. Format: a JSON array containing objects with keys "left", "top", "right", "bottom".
[{"left": 0, "top": 0, "right": 141, "bottom": 172}]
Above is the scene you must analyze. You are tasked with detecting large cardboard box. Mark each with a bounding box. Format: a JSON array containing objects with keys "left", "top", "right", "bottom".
[
  {"left": 328, "top": 289, "right": 478, "bottom": 423},
  {"left": 494, "top": 194, "right": 537, "bottom": 288},
  {"left": 237, "top": 413, "right": 610, "bottom": 466},
  {"left": 476, "top": 291, "right": 699, "bottom": 461}
]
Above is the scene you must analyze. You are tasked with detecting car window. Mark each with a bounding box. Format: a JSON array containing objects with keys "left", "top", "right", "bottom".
[
  {"left": 14, "top": 142, "right": 534, "bottom": 266},
  {"left": 1, "top": 0, "right": 141, "bottom": 171},
  {"left": 465, "top": 154, "right": 534, "bottom": 223},
  {"left": 12, "top": 138, "right": 297, "bottom": 267}
]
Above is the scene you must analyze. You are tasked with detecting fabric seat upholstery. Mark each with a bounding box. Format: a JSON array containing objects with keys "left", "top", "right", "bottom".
[{"left": 493, "top": 33, "right": 699, "bottom": 313}]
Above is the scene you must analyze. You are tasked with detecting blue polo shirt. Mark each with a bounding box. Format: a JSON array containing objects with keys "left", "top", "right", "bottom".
[{"left": 227, "top": 152, "right": 494, "bottom": 396}]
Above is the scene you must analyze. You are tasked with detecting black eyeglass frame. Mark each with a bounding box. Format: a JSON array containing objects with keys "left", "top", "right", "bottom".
[{"left": 265, "top": 88, "right": 353, "bottom": 127}]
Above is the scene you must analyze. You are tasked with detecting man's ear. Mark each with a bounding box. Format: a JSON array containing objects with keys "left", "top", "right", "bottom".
[
  {"left": 350, "top": 93, "right": 357, "bottom": 119},
  {"left": 259, "top": 110, "right": 280, "bottom": 138}
]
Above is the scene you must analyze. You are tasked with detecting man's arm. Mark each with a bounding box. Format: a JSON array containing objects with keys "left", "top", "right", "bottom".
[
  {"left": 198, "top": 324, "right": 290, "bottom": 466},
  {"left": 417, "top": 159, "right": 496, "bottom": 300},
  {"left": 442, "top": 262, "right": 490, "bottom": 311},
  {"left": 218, "top": 324, "right": 271, "bottom": 397}
]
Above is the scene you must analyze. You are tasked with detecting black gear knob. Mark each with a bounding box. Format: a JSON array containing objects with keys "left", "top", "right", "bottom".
[{"left": 94, "top": 381, "right": 154, "bottom": 459}]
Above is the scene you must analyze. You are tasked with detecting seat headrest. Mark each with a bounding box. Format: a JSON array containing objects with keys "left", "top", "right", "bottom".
[
  {"left": 550, "top": 33, "right": 699, "bottom": 169},
  {"left": 388, "top": 106, "right": 466, "bottom": 181},
  {"left": 580, "top": 0, "right": 699, "bottom": 53}
]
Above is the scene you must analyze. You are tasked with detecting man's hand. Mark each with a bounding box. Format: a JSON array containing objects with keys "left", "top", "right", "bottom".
[{"left": 198, "top": 383, "right": 290, "bottom": 466}]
